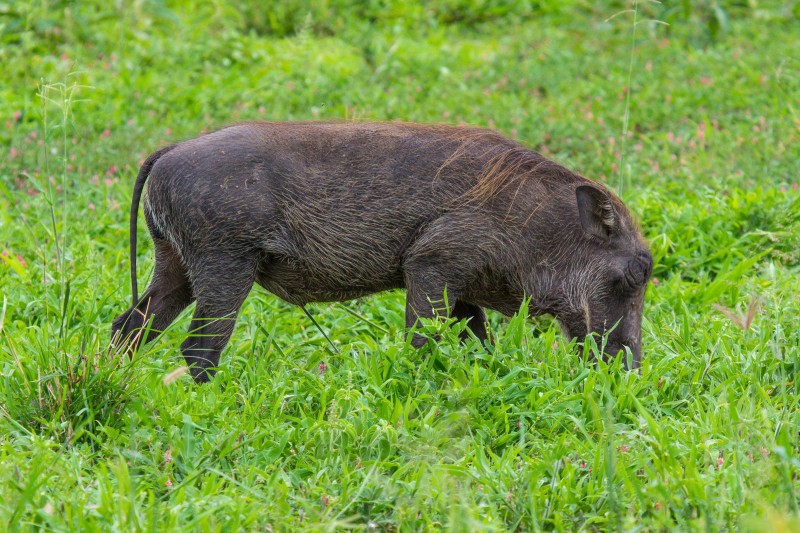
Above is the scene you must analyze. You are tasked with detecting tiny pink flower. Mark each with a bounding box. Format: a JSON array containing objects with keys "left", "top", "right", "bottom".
[
  {"left": 697, "top": 122, "right": 706, "bottom": 141},
  {"left": 13, "top": 111, "right": 21, "bottom": 122},
  {"left": 164, "top": 448, "right": 173, "bottom": 464},
  {"left": 619, "top": 444, "right": 630, "bottom": 453},
  {"left": 165, "top": 478, "right": 172, "bottom": 488},
  {"left": 101, "top": 128, "right": 111, "bottom": 138},
  {"left": 319, "top": 362, "right": 326, "bottom": 375}
]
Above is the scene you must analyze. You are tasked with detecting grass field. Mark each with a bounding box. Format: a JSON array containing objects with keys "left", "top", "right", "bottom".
[{"left": 2, "top": 1, "right": 800, "bottom": 530}]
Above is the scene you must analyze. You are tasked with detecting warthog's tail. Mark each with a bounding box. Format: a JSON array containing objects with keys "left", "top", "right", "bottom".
[{"left": 129, "top": 144, "right": 177, "bottom": 307}]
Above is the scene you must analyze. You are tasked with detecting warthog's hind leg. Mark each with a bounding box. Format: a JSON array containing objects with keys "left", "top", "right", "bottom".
[
  {"left": 180, "top": 252, "right": 258, "bottom": 383},
  {"left": 111, "top": 238, "right": 194, "bottom": 352}
]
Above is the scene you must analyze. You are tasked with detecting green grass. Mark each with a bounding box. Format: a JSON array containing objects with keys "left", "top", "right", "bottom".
[{"left": 2, "top": 0, "right": 800, "bottom": 530}]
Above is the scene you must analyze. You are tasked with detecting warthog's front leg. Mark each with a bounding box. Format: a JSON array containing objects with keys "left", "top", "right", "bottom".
[{"left": 451, "top": 300, "right": 489, "bottom": 344}]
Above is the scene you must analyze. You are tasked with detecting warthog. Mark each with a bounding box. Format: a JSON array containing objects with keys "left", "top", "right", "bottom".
[{"left": 112, "top": 122, "right": 652, "bottom": 382}]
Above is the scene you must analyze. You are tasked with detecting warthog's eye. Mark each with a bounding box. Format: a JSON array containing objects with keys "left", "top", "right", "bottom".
[{"left": 619, "top": 252, "right": 653, "bottom": 293}]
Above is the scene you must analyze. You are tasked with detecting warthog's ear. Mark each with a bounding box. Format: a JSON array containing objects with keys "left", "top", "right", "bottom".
[{"left": 575, "top": 184, "right": 617, "bottom": 241}]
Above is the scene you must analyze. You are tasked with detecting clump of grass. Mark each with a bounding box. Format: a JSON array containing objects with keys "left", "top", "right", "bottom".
[
  {"left": 1, "top": 329, "right": 147, "bottom": 446},
  {"left": 0, "top": 78, "right": 148, "bottom": 446}
]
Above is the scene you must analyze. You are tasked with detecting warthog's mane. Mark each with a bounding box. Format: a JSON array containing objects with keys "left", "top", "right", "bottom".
[
  {"left": 429, "top": 127, "right": 546, "bottom": 199},
  {"left": 429, "top": 124, "right": 637, "bottom": 230}
]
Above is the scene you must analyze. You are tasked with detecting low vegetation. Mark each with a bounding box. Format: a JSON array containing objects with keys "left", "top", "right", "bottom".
[{"left": 1, "top": 1, "right": 799, "bottom": 530}]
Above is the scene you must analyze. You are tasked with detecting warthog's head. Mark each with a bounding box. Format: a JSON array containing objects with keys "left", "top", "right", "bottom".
[{"left": 529, "top": 183, "right": 652, "bottom": 369}]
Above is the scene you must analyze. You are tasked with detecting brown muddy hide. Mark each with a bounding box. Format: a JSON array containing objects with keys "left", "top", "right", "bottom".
[
  {"left": 532, "top": 185, "right": 653, "bottom": 369},
  {"left": 111, "top": 122, "right": 652, "bottom": 382}
]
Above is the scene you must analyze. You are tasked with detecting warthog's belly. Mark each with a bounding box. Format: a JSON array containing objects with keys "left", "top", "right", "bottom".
[{"left": 255, "top": 253, "right": 404, "bottom": 305}]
